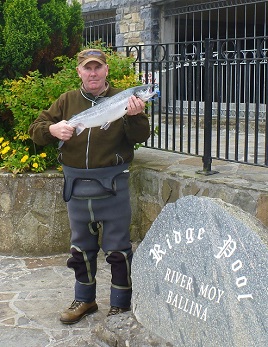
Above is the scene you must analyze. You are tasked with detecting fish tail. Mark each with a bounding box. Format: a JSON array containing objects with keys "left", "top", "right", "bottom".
[{"left": 58, "top": 140, "right": 64, "bottom": 149}]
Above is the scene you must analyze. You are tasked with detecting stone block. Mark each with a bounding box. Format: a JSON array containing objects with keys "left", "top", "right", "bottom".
[
  {"left": 132, "top": 196, "right": 268, "bottom": 346},
  {"left": 256, "top": 194, "right": 268, "bottom": 227}
]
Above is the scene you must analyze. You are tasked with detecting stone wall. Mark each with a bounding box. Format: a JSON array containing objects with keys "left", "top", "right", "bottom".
[
  {"left": 0, "top": 148, "right": 267, "bottom": 256},
  {"left": 130, "top": 149, "right": 268, "bottom": 246},
  {"left": 0, "top": 171, "right": 70, "bottom": 256}
]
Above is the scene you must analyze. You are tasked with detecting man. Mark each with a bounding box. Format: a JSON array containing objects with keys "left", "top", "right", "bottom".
[{"left": 29, "top": 48, "right": 150, "bottom": 323}]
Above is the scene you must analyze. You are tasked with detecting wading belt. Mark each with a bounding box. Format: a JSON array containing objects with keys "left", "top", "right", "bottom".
[{"left": 62, "top": 163, "right": 130, "bottom": 202}]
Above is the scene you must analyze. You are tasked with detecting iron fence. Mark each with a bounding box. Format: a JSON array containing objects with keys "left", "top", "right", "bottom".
[{"left": 113, "top": 37, "right": 268, "bottom": 171}]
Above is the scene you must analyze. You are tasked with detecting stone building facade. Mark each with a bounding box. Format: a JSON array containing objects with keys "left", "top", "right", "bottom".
[
  {"left": 77, "top": 1, "right": 268, "bottom": 47},
  {"left": 78, "top": 0, "right": 161, "bottom": 47}
]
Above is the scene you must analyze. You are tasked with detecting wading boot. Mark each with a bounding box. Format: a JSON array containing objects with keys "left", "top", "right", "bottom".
[
  {"left": 60, "top": 300, "right": 98, "bottom": 324},
  {"left": 107, "top": 306, "right": 131, "bottom": 317}
]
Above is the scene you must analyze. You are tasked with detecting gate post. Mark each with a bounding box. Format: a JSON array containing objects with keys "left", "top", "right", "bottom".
[{"left": 197, "top": 38, "right": 218, "bottom": 175}]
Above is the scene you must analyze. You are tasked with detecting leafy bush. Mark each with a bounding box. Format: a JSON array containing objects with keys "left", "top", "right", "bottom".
[{"left": 0, "top": 48, "right": 140, "bottom": 174}]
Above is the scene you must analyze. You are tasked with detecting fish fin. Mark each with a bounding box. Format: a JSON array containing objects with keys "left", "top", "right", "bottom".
[
  {"left": 58, "top": 140, "right": 64, "bottom": 149},
  {"left": 100, "top": 122, "right": 111, "bottom": 130},
  {"left": 76, "top": 124, "right": 86, "bottom": 136}
]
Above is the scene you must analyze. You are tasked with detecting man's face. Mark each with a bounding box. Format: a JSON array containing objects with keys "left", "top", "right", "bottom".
[{"left": 77, "top": 61, "right": 109, "bottom": 95}]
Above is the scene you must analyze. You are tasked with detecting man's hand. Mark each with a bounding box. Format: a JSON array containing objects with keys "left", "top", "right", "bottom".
[
  {"left": 126, "top": 95, "right": 145, "bottom": 116},
  {"left": 49, "top": 120, "right": 74, "bottom": 141}
]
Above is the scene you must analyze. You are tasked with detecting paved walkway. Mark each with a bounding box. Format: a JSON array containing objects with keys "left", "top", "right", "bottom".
[{"left": 0, "top": 250, "right": 168, "bottom": 347}]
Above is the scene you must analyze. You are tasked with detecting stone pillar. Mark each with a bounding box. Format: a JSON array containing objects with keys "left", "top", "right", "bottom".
[{"left": 116, "top": 4, "right": 145, "bottom": 46}]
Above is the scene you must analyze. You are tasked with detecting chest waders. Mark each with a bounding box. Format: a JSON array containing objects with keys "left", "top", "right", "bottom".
[{"left": 62, "top": 164, "right": 132, "bottom": 308}]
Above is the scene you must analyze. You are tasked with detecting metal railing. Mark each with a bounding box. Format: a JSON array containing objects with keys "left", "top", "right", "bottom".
[{"left": 112, "top": 37, "right": 268, "bottom": 171}]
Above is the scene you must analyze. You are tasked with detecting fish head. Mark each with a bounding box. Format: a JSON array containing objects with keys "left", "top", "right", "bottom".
[{"left": 134, "top": 84, "right": 157, "bottom": 101}]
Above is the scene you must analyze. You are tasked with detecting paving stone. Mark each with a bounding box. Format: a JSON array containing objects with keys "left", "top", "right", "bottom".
[{"left": 0, "top": 251, "right": 165, "bottom": 347}]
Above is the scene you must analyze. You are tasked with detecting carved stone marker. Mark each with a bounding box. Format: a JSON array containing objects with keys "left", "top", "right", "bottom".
[{"left": 132, "top": 196, "right": 268, "bottom": 347}]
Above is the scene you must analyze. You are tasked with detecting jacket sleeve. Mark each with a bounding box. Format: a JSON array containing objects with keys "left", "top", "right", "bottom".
[
  {"left": 123, "top": 113, "right": 150, "bottom": 145},
  {"left": 29, "top": 98, "right": 64, "bottom": 146}
]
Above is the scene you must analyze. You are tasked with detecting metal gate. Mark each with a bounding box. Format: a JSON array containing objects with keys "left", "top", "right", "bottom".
[{"left": 113, "top": 37, "right": 268, "bottom": 169}]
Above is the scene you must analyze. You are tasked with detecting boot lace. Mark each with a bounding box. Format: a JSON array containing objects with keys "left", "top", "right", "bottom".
[{"left": 69, "top": 300, "right": 83, "bottom": 310}]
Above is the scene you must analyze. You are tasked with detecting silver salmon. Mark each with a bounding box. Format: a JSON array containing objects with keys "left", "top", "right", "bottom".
[{"left": 68, "top": 84, "right": 155, "bottom": 134}]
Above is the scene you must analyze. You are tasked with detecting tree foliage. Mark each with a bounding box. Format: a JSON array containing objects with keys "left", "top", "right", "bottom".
[
  {"left": 2, "top": 0, "right": 49, "bottom": 78},
  {"left": 0, "top": 0, "right": 84, "bottom": 79}
]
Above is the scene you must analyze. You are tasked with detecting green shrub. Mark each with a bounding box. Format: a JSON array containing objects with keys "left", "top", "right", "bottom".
[{"left": 0, "top": 48, "right": 140, "bottom": 174}]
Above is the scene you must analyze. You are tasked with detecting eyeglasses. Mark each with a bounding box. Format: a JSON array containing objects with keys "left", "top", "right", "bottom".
[{"left": 83, "top": 51, "right": 102, "bottom": 57}]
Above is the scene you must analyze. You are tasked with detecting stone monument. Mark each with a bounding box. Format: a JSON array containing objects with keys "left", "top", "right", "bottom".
[{"left": 132, "top": 195, "right": 268, "bottom": 347}]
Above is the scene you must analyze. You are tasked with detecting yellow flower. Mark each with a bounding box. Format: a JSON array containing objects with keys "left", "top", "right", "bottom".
[
  {"left": 12, "top": 149, "right": 16, "bottom": 154},
  {"left": 0, "top": 137, "right": 4, "bottom": 144},
  {"left": 2, "top": 141, "right": 9, "bottom": 147},
  {"left": 18, "top": 134, "right": 30, "bottom": 141},
  {"left": 20, "top": 155, "right": 29, "bottom": 163},
  {"left": 1, "top": 146, "right": 10, "bottom": 155},
  {"left": 39, "top": 152, "right": 47, "bottom": 158},
  {"left": 32, "top": 162, "right": 38, "bottom": 168}
]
